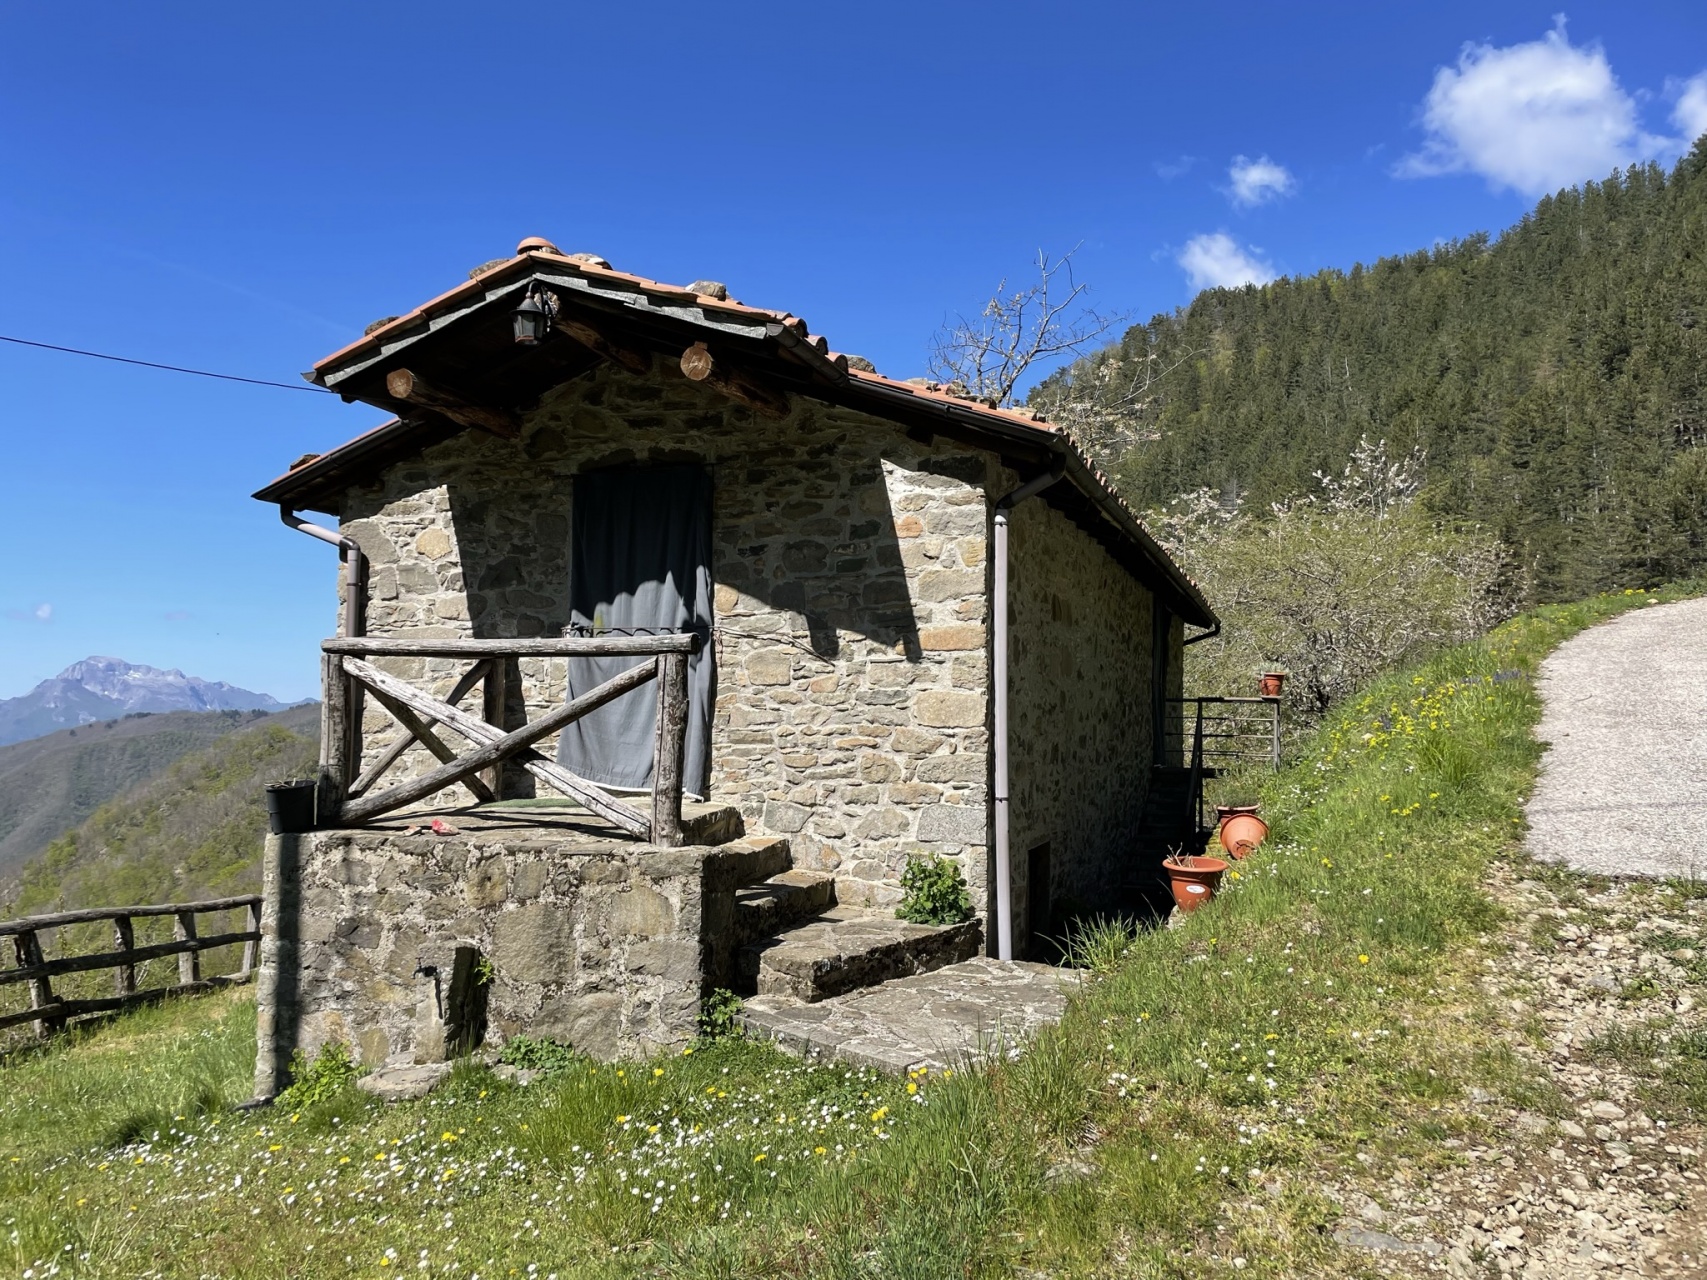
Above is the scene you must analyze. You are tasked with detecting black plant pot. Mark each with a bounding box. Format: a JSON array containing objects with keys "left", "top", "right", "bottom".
[{"left": 265, "top": 780, "right": 318, "bottom": 834}]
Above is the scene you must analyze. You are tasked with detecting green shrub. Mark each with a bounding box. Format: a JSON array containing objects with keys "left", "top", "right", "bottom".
[
  {"left": 276, "top": 1040, "right": 359, "bottom": 1110},
  {"left": 897, "top": 854, "right": 974, "bottom": 925},
  {"left": 495, "top": 1034, "right": 579, "bottom": 1077},
  {"left": 697, "top": 988, "right": 744, "bottom": 1039}
]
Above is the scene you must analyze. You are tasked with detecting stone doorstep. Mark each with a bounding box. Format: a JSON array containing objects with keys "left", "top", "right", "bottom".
[
  {"left": 739, "top": 956, "right": 1078, "bottom": 1074},
  {"left": 734, "top": 869, "right": 837, "bottom": 945},
  {"left": 737, "top": 908, "right": 983, "bottom": 1002}
]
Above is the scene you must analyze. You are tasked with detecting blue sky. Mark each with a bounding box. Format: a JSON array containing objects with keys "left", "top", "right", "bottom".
[{"left": 2, "top": 2, "right": 1704, "bottom": 702}]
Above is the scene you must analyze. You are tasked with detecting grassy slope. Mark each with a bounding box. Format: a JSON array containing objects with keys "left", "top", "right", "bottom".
[
  {"left": 2, "top": 707, "right": 318, "bottom": 917},
  {"left": 0, "top": 585, "right": 1699, "bottom": 1279},
  {"left": 0, "top": 707, "right": 314, "bottom": 881}
]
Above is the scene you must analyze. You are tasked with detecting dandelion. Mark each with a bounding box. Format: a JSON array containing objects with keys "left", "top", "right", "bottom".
[{"left": 1358, "top": 955, "right": 1370, "bottom": 965}]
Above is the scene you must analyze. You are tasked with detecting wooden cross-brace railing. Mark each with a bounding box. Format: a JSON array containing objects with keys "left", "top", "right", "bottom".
[{"left": 316, "top": 634, "right": 696, "bottom": 845}]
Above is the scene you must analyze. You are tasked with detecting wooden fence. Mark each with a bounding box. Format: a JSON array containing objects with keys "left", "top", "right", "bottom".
[{"left": 0, "top": 895, "right": 261, "bottom": 1039}]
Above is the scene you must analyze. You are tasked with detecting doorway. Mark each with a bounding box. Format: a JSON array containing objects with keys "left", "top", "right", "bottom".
[{"left": 555, "top": 464, "right": 714, "bottom": 797}]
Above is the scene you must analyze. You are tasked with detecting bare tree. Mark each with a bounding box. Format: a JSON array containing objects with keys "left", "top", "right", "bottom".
[
  {"left": 926, "top": 246, "right": 1122, "bottom": 408},
  {"left": 1038, "top": 341, "right": 1206, "bottom": 449}
]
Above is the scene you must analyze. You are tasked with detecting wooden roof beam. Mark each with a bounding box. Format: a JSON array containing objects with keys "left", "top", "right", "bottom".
[
  {"left": 560, "top": 317, "right": 652, "bottom": 376},
  {"left": 677, "top": 341, "right": 789, "bottom": 419},
  {"left": 384, "top": 369, "right": 520, "bottom": 439}
]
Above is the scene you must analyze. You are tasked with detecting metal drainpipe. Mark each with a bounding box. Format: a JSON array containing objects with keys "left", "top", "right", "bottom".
[
  {"left": 992, "top": 464, "right": 1064, "bottom": 962},
  {"left": 280, "top": 506, "right": 365, "bottom": 638}
]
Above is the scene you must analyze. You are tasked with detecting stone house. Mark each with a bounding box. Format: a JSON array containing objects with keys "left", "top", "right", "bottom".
[{"left": 250, "top": 237, "right": 1215, "bottom": 1083}]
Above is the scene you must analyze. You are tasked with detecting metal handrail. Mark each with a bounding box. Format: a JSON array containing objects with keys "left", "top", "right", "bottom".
[
  {"left": 1166, "top": 695, "right": 1282, "bottom": 770},
  {"left": 1186, "top": 701, "right": 1206, "bottom": 843}
]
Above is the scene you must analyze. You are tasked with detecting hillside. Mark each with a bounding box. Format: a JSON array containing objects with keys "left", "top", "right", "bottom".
[
  {"left": 0, "top": 706, "right": 317, "bottom": 879},
  {"left": 1034, "top": 137, "right": 1707, "bottom": 602},
  {"left": 1, "top": 705, "right": 318, "bottom": 915},
  {"left": 3, "top": 587, "right": 1702, "bottom": 1277},
  {"left": 0, "top": 656, "right": 294, "bottom": 748}
]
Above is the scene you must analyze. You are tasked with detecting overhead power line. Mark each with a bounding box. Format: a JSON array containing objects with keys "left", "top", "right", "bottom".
[{"left": 0, "top": 333, "right": 334, "bottom": 393}]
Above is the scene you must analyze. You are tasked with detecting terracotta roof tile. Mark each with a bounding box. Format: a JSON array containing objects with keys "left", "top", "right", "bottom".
[{"left": 295, "top": 241, "right": 1213, "bottom": 621}]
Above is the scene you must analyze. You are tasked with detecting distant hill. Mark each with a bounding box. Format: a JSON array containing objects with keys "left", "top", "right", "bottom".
[
  {"left": 1032, "top": 139, "right": 1707, "bottom": 602},
  {"left": 0, "top": 656, "right": 296, "bottom": 747},
  {"left": 2, "top": 707, "right": 320, "bottom": 916},
  {"left": 0, "top": 704, "right": 319, "bottom": 884}
]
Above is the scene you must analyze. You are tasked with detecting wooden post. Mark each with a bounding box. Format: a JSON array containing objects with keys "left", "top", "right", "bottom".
[
  {"left": 240, "top": 900, "right": 261, "bottom": 979},
  {"left": 13, "top": 929, "right": 60, "bottom": 1038},
  {"left": 652, "top": 651, "right": 689, "bottom": 847},
  {"left": 318, "top": 650, "right": 349, "bottom": 824},
  {"left": 482, "top": 660, "right": 506, "bottom": 799},
  {"left": 174, "top": 912, "right": 200, "bottom": 986},
  {"left": 112, "top": 915, "right": 136, "bottom": 997}
]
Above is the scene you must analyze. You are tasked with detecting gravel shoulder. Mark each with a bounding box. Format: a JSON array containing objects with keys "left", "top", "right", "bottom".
[
  {"left": 1527, "top": 597, "right": 1707, "bottom": 880},
  {"left": 1329, "top": 868, "right": 1707, "bottom": 1277}
]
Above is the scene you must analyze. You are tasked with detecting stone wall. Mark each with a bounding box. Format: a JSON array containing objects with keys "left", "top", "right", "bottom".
[
  {"left": 255, "top": 827, "right": 770, "bottom": 1081},
  {"left": 1006, "top": 496, "right": 1158, "bottom": 939},
  {"left": 336, "top": 365, "right": 995, "bottom": 910}
]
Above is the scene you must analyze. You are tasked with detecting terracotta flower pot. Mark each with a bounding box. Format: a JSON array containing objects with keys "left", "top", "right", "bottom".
[
  {"left": 1258, "top": 672, "right": 1286, "bottom": 698},
  {"left": 1219, "top": 812, "right": 1270, "bottom": 859},
  {"left": 1164, "top": 855, "right": 1228, "bottom": 913},
  {"left": 1214, "top": 804, "right": 1261, "bottom": 826}
]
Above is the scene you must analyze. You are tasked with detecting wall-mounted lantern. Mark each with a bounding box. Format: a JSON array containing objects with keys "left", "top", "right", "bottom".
[{"left": 512, "top": 282, "right": 556, "bottom": 346}]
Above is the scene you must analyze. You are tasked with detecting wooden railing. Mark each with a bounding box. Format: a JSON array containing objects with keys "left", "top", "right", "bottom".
[
  {"left": 1, "top": 896, "right": 261, "bottom": 1039},
  {"left": 1162, "top": 696, "right": 1282, "bottom": 773},
  {"left": 317, "top": 634, "right": 697, "bottom": 845}
]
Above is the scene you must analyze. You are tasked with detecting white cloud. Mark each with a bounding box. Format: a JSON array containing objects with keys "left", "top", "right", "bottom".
[
  {"left": 1154, "top": 155, "right": 1198, "bottom": 181},
  {"left": 34, "top": 603, "right": 51, "bottom": 621},
  {"left": 1227, "top": 155, "right": 1296, "bottom": 207},
  {"left": 1178, "top": 233, "right": 1277, "bottom": 291},
  {"left": 1672, "top": 71, "right": 1707, "bottom": 143},
  {"left": 1398, "top": 20, "right": 1674, "bottom": 196}
]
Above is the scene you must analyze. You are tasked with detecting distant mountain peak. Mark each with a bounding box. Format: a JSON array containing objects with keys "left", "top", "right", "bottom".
[{"left": 0, "top": 657, "right": 291, "bottom": 748}]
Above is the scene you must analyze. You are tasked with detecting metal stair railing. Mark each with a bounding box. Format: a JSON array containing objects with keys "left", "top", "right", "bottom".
[
  {"left": 1186, "top": 699, "right": 1207, "bottom": 845},
  {"left": 1163, "top": 696, "right": 1282, "bottom": 772}
]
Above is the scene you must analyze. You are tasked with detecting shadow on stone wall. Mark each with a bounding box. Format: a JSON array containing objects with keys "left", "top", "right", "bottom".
[
  {"left": 439, "top": 442, "right": 937, "bottom": 667},
  {"left": 714, "top": 449, "right": 937, "bottom": 663}
]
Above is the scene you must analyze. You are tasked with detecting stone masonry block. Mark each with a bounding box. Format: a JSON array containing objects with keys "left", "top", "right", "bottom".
[
  {"left": 746, "top": 649, "right": 793, "bottom": 686},
  {"left": 919, "top": 624, "right": 985, "bottom": 651},
  {"left": 607, "top": 884, "right": 675, "bottom": 938},
  {"left": 917, "top": 569, "right": 983, "bottom": 602},
  {"left": 914, "top": 690, "right": 986, "bottom": 727},
  {"left": 491, "top": 904, "right": 574, "bottom": 984},
  {"left": 918, "top": 803, "right": 988, "bottom": 845}
]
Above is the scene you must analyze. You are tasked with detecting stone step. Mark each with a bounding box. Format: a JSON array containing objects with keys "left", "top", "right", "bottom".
[
  {"left": 736, "top": 908, "right": 983, "bottom": 1003},
  {"left": 739, "top": 956, "right": 1077, "bottom": 1074},
  {"left": 679, "top": 802, "right": 746, "bottom": 847},
  {"left": 735, "top": 870, "right": 837, "bottom": 945},
  {"left": 715, "top": 835, "right": 795, "bottom": 887}
]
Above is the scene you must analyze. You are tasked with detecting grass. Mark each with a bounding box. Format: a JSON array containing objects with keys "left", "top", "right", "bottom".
[{"left": 1, "top": 581, "right": 1701, "bottom": 1278}]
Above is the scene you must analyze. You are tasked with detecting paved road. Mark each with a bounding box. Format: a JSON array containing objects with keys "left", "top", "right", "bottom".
[{"left": 1527, "top": 597, "right": 1707, "bottom": 879}]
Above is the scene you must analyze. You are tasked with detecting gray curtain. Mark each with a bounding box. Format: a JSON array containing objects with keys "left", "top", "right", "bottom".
[{"left": 556, "top": 465, "right": 713, "bottom": 797}]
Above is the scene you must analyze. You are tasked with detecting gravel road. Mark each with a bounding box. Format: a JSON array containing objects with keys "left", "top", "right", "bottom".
[{"left": 1527, "top": 597, "right": 1707, "bottom": 879}]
